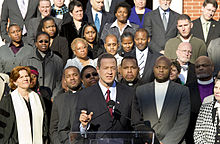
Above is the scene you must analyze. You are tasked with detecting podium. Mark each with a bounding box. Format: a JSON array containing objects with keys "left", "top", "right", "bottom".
[{"left": 69, "top": 131, "right": 155, "bottom": 144}]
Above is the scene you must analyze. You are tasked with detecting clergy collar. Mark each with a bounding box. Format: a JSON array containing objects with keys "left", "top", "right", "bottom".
[{"left": 197, "top": 78, "right": 214, "bottom": 85}]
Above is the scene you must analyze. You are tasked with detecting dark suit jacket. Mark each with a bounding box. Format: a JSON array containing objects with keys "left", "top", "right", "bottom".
[
  {"left": 84, "top": 9, "right": 114, "bottom": 37},
  {"left": 50, "top": 91, "right": 78, "bottom": 144},
  {"left": 143, "top": 8, "right": 179, "bottom": 53},
  {"left": 191, "top": 18, "right": 220, "bottom": 47},
  {"left": 185, "top": 62, "right": 197, "bottom": 85},
  {"left": 1, "top": 0, "right": 39, "bottom": 43},
  {"left": 126, "top": 48, "right": 161, "bottom": 85},
  {"left": 74, "top": 82, "right": 144, "bottom": 133},
  {"left": 136, "top": 81, "right": 190, "bottom": 144}
]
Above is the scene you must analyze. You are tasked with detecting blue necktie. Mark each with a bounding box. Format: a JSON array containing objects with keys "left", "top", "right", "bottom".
[{"left": 95, "top": 13, "right": 100, "bottom": 32}]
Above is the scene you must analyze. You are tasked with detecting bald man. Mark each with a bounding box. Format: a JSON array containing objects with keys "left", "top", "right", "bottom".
[
  {"left": 185, "top": 56, "right": 215, "bottom": 143},
  {"left": 176, "top": 42, "right": 196, "bottom": 85},
  {"left": 136, "top": 56, "right": 190, "bottom": 144}
]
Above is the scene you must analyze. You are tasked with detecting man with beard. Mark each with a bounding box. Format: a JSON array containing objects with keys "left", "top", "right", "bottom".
[
  {"left": 185, "top": 56, "right": 215, "bottom": 143},
  {"left": 136, "top": 56, "right": 190, "bottom": 144},
  {"left": 50, "top": 66, "right": 82, "bottom": 144}
]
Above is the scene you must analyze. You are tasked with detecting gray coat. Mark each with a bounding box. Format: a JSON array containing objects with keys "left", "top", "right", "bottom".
[
  {"left": 21, "top": 48, "right": 63, "bottom": 98},
  {"left": 0, "top": 43, "right": 34, "bottom": 73}
]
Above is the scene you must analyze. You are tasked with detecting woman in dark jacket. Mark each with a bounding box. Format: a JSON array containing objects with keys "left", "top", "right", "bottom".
[{"left": 37, "top": 16, "right": 69, "bottom": 64}]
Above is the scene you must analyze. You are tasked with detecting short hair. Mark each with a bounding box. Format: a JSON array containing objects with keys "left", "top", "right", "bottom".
[
  {"left": 9, "top": 66, "right": 31, "bottom": 90},
  {"left": 35, "top": 31, "right": 50, "bottom": 42},
  {"left": 114, "top": 2, "right": 131, "bottom": 19},
  {"left": 171, "top": 59, "right": 181, "bottom": 73},
  {"left": 81, "top": 23, "right": 99, "bottom": 44},
  {"left": 177, "top": 14, "right": 192, "bottom": 23},
  {"left": 135, "top": 28, "right": 149, "bottom": 40},
  {"left": 97, "top": 53, "right": 117, "bottom": 68},
  {"left": 121, "top": 32, "right": 134, "bottom": 42},
  {"left": 121, "top": 56, "right": 138, "bottom": 67},
  {"left": 203, "top": 0, "right": 218, "bottom": 9},
  {"left": 68, "top": 0, "right": 83, "bottom": 12},
  {"left": 8, "top": 23, "right": 21, "bottom": 33},
  {"left": 80, "top": 65, "right": 96, "bottom": 78},
  {"left": 38, "top": 0, "right": 51, "bottom": 6},
  {"left": 63, "top": 66, "right": 80, "bottom": 77},
  {"left": 71, "top": 38, "right": 88, "bottom": 51},
  {"left": 105, "top": 34, "right": 118, "bottom": 44},
  {"left": 37, "top": 16, "right": 58, "bottom": 37}
]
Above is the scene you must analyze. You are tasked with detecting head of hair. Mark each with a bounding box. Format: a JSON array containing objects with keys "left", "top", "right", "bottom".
[
  {"left": 121, "top": 56, "right": 138, "bottom": 67},
  {"left": 177, "top": 14, "right": 192, "bottom": 23},
  {"left": 35, "top": 31, "right": 50, "bottom": 42},
  {"left": 121, "top": 32, "right": 134, "bottom": 41},
  {"left": 155, "top": 56, "right": 172, "bottom": 67},
  {"left": 135, "top": 28, "right": 149, "bottom": 39},
  {"left": 37, "top": 16, "right": 58, "bottom": 37},
  {"left": 8, "top": 23, "right": 21, "bottom": 33},
  {"left": 80, "top": 65, "right": 96, "bottom": 78},
  {"left": 38, "top": 0, "right": 51, "bottom": 6},
  {"left": 68, "top": 0, "right": 83, "bottom": 12},
  {"left": 97, "top": 53, "right": 117, "bottom": 68},
  {"left": 114, "top": 2, "right": 131, "bottom": 18},
  {"left": 9, "top": 66, "right": 31, "bottom": 90},
  {"left": 203, "top": 0, "right": 218, "bottom": 9},
  {"left": 105, "top": 34, "right": 118, "bottom": 44},
  {"left": 71, "top": 38, "right": 88, "bottom": 51},
  {"left": 171, "top": 59, "right": 181, "bottom": 73},
  {"left": 81, "top": 23, "right": 99, "bottom": 43},
  {"left": 63, "top": 66, "right": 80, "bottom": 77}
]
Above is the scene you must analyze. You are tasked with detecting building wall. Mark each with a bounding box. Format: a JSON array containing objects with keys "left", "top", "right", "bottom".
[{"left": 183, "top": 0, "right": 220, "bottom": 20}]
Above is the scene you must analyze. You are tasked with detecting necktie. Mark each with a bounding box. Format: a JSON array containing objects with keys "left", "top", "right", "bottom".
[
  {"left": 106, "top": 89, "right": 113, "bottom": 117},
  {"left": 95, "top": 13, "right": 100, "bottom": 32},
  {"left": 138, "top": 53, "right": 145, "bottom": 78},
  {"left": 204, "top": 22, "right": 209, "bottom": 42},
  {"left": 162, "top": 12, "right": 167, "bottom": 31}
]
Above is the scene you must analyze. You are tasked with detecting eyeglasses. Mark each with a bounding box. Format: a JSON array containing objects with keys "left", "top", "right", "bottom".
[
  {"left": 38, "top": 40, "right": 49, "bottom": 43},
  {"left": 85, "top": 72, "right": 98, "bottom": 79}
]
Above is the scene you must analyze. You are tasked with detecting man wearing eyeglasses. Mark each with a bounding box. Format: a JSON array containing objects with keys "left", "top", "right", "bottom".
[
  {"left": 81, "top": 65, "right": 99, "bottom": 88},
  {"left": 164, "top": 14, "right": 207, "bottom": 64},
  {"left": 0, "top": 24, "right": 33, "bottom": 74},
  {"left": 185, "top": 56, "right": 214, "bottom": 143},
  {"left": 21, "top": 32, "right": 63, "bottom": 99}
]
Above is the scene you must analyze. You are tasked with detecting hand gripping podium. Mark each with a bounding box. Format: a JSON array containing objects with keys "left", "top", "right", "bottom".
[{"left": 69, "top": 131, "right": 155, "bottom": 144}]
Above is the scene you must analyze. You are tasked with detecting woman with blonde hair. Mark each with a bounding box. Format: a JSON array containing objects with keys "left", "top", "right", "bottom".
[{"left": 0, "top": 66, "right": 48, "bottom": 143}]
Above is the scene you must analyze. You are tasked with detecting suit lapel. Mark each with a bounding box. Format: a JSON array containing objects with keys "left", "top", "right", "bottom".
[
  {"left": 197, "top": 18, "right": 205, "bottom": 41},
  {"left": 155, "top": 8, "right": 166, "bottom": 32},
  {"left": 166, "top": 10, "right": 175, "bottom": 32},
  {"left": 14, "top": 0, "right": 24, "bottom": 19},
  {"left": 142, "top": 49, "right": 153, "bottom": 79},
  {"left": 207, "top": 20, "right": 216, "bottom": 43}
]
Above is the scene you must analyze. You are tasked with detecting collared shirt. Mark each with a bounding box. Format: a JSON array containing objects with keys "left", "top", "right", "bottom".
[
  {"left": 114, "top": 53, "right": 123, "bottom": 66},
  {"left": 98, "top": 80, "right": 117, "bottom": 102},
  {"left": 136, "top": 47, "right": 148, "bottom": 69},
  {"left": 155, "top": 80, "right": 170, "bottom": 118},
  {"left": 9, "top": 42, "right": 24, "bottom": 54},
  {"left": 92, "top": 7, "right": 102, "bottom": 26},
  {"left": 200, "top": 16, "right": 211, "bottom": 41},
  {"left": 110, "top": 20, "right": 132, "bottom": 35},
  {"left": 159, "top": 7, "right": 170, "bottom": 24},
  {"left": 179, "top": 63, "right": 189, "bottom": 84}
]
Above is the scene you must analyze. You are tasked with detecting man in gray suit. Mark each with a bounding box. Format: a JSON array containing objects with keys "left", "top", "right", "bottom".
[
  {"left": 136, "top": 56, "right": 190, "bottom": 144},
  {"left": 143, "top": 0, "right": 179, "bottom": 54},
  {"left": 1, "top": 0, "right": 39, "bottom": 43},
  {"left": 50, "top": 66, "right": 82, "bottom": 144}
]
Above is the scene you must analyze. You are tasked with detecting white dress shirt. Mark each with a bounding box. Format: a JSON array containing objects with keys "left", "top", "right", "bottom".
[
  {"left": 92, "top": 7, "right": 102, "bottom": 26},
  {"left": 159, "top": 7, "right": 170, "bottom": 24},
  {"left": 179, "top": 63, "right": 189, "bottom": 84},
  {"left": 110, "top": 20, "right": 132, "bottom": 36}
]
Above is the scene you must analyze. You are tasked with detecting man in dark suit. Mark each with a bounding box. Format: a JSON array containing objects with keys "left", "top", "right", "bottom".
[
  {"left": 143, "top": 0, "right": 179, "bottom": 54},
  {"left": 77, "top": 53, "right": 145, "bottom": 134},
  {"left": 84, "top": 0, "right": 114, "bottom": 36},
  {"left": 191, "top": 0, "right": 220, "bottom": 47},
  {"left": 175, "top": 42, "right": 196, "bottom": 85},
  {"left": 1, "top": 0, "right": 39, "bottom": 43},
  {"left": 136, "top": 56, "right": 190, "bottom": 144},
  {"left": 50, "top": 66, "right": 82, "bottom": 144},
  {"left": 126, "top": 28, "right": 161, "bottom": 85}
]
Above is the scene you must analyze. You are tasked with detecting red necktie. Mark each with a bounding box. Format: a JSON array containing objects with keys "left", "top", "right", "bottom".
[{"left": 106, "top": 89, "right": 113, "bottom": 117}]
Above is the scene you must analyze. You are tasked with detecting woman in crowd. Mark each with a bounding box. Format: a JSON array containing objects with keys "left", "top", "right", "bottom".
[
  {"left": 81, "top": 23, "right": 104, "bottom": 59},
  {"left": 37, "top": 16, "right": 69, "bottom": 63},
  {"left": 194, "top": 76, "right": 220, "bottom": 143},
  {"left": 0, "top": 66, "right": 48, "bottom": 143},
  {"left": 100, "top": 2, "right": 139, "bottom": 50},
  {"left": 128, "top": 0, "right": 151, "bottom": 28},
  {"left": 60, "top": 0, "right": 87, "bottom": 50},
  {"left": 119, "top": 32, "right": 134, "bottom": 57},
  {"left": 170, "top": 60, "right": 182, "bottom": 84},
  {"left": 65, "top": 38, "right": 95, "bottom": 71}
]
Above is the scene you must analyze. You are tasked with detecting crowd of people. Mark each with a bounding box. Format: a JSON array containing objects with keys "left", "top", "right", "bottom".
[{"left": 0, "top": 0, "right": 220, "bottom": 143}]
